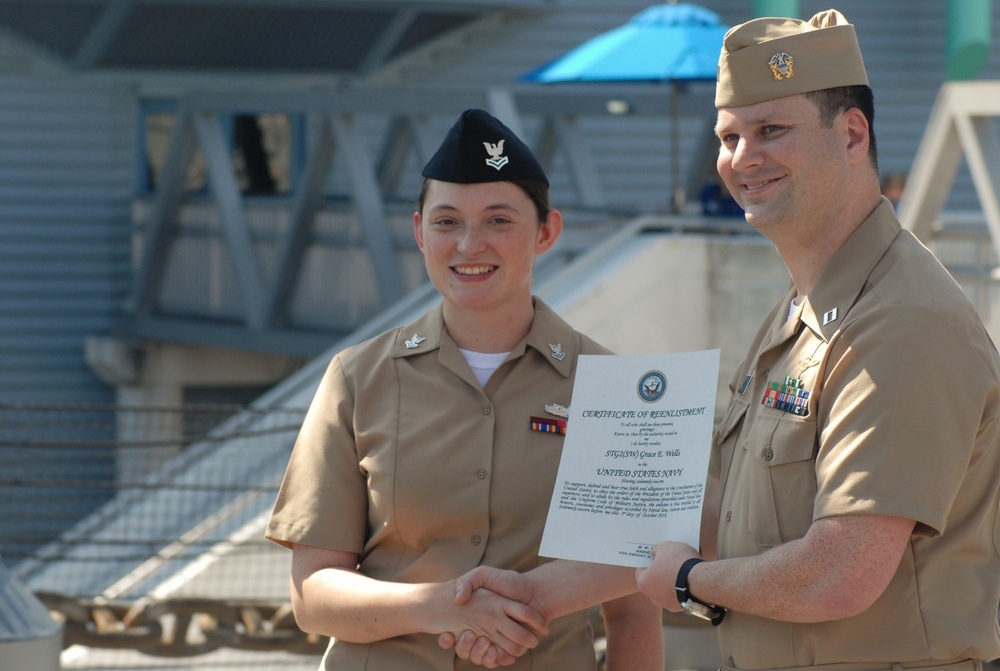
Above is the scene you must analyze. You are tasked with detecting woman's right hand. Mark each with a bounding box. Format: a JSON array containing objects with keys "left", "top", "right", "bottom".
[
  {"left": 439, "top": 566, "right": 551, "bottom": 667},
  {"left": 290, "top": 544, "right": 546, "bottom": 667},
  {"left": 442, "top": 584, "right": 547, "bottom": 667}
]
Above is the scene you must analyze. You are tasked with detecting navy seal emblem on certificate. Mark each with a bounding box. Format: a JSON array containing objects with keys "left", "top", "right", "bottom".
[{"left": 637, "top": 370, "right": 667, "bottom": 403}]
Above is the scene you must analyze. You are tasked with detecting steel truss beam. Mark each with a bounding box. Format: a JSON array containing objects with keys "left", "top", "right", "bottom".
[
  {"left": 900, "top": 81, "right": 1000, "bottom": 264},
  {"left": 125, "top": 84, "right": 715, "bottom": 354}
]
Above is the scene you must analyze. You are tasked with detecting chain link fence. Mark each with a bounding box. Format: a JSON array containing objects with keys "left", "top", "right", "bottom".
[{"left": 0, "top": 402, "right": 325, "bottom": 669}]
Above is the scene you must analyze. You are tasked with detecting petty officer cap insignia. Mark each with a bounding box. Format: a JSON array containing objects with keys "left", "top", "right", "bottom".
[
  {"left": 422, "top": 108, "right": 549, "bottom": 186},
  {"left": 715, "top": 8, "right": 868, "bottom": 108}
]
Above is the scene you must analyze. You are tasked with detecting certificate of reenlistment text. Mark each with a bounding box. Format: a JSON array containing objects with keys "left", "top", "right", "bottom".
[{"left": 539, "top": 350, "right": 720, "bottom": 567}]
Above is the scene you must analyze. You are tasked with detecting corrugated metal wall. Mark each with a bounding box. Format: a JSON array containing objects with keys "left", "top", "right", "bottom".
[
  {"left": 0, "top": 76, "right": 133, "bottom": 404},
  {"left": 0, "top": 76, "right": 134, "bottom": 566}
]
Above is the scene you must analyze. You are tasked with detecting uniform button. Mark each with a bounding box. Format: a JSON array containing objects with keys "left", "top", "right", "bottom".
[
  {"left": 763, "top": 447, "right": 773, "bottom": 461},
  {"left": 725, "top": 510, "right": 732, "bottom": 522},
  {"left": 481, "top": 405, "right": 492, "bottom": 415},
  {"left": 477, "top": 469, "right": 488, "bottom": 479},
  {"left": 471, "top": 535, "right": 482, "bottom": 546}
]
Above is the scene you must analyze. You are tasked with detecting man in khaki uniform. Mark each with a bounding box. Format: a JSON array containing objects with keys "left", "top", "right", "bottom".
[{"left": 635, "top": 8, "right": 1000, "bottom": 671}]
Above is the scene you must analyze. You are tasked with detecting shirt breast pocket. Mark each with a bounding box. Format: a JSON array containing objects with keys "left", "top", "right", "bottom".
[
  {"left": 715, "top": 397, "right": 749, "bottom": 446},
  {"left": 742, "top": 413, "right": 817, "bottom": 547}
]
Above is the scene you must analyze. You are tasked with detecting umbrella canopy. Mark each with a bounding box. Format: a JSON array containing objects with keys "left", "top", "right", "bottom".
[
  {"left": 522, "top": 3, "right": 728, "bottom": 84},
  {"left": 521, "top": 3, "right": 730, "bottom": 211}
]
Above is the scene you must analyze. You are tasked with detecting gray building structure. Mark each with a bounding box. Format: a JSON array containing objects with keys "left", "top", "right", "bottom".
[
  {"left": 1, "top": 1, "right": 999, "bottom": 667},
  {"left": 0, "top": 0, "right": 990, "bottom": 408}
]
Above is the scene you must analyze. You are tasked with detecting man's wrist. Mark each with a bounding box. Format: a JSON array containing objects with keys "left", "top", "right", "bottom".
[{"left": 674, "top": 557, "right": 726, "bottom": 626}]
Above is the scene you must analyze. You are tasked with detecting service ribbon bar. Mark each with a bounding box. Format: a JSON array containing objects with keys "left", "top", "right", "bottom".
[
  {"left": 530, "top": 416, "right": 567, "bottom": 435},
  {"left": 761, "top": 377, "right": 810, "bottom": 416}
]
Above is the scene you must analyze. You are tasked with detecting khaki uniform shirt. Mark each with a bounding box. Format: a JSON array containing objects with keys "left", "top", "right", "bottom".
[
  {"left": 711, "top": 200, "right": 1000, "bottom": 669},
  {"left": 267, "top": 298, "right": 608, "bottom": 671}
]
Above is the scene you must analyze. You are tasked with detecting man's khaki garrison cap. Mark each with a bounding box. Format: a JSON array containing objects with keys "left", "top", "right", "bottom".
[{"left": 715, "top": 9, "right": 869, "bottom": 108}]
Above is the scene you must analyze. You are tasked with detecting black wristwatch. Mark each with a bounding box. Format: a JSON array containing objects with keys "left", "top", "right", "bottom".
[{"left": 675, "top": 557, "right": 726, "bottom": 626}]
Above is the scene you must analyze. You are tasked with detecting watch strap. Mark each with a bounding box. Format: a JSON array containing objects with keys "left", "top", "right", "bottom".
[
  {"left": 675, "top": 557, "right": 703, "bottom": 598},
  {"left": 675, "top": 557, "right": 727, "bottom": 626}
]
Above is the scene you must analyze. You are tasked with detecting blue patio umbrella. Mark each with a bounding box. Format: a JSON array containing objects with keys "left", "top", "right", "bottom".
[{"left": 521, "top": 3, "right": 730, "bottom": 211}]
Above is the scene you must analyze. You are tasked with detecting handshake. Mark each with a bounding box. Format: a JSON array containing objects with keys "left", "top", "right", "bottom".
[
  {"left": 436, "top": 565, "right": 555, "bottom": 668},
  {"left": 432, "top": 545, "right": 689, "bottom": 669},
  {"left": 291, "top": 541, "right": 690, "bottom": 669}
]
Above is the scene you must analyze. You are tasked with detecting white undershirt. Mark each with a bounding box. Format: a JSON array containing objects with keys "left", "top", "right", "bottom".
[
  {"left": 459, "top": 349, "right": 511, "bottom": 387},
  {"left": 788, "top": 296, "right": 804, "bottom": 320}
]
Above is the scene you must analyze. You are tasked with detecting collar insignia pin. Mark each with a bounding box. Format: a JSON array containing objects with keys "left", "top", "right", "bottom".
[
  {"left": 545, "top": 403, "right": 570, "bottom": 418},
  {"left": 769, "top": 52, "right": 794, "bottom": 81},
  {"left": 548, "top": 343, "right": 566, "bottom": 361},
  {"left": 821, "top": 307, "right": 838, "bottom": 326},
  {"left": 798, "top": 355, "right": 819, "bottom": 373},
  {"left": 484, "top": 140, "right": 509, "bottom": 171},
  {"left": 404, "top": 334, "right": 426, "bottom": 349}
]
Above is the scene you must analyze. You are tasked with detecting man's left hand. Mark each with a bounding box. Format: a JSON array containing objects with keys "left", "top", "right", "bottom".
[{"left": 635, "top": 541, "right": 699, "bottom": 611}]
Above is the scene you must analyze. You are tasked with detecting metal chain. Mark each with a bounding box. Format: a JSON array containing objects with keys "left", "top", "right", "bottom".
[
  {"left": 36, "top": 592, "right": 328, "bottom": 658},
  {"left": 37, "top": 592, "right": 696, "bottom": 660}
]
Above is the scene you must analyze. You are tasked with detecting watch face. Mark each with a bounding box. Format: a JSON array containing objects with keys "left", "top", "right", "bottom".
[{"left": 681, "top": 599, "right": 715, "bottom": 621}]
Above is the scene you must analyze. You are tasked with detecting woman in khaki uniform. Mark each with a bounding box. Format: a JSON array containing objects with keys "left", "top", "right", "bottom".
[{"left": 265, "top": 109, "right": 663, "bottom": 671}]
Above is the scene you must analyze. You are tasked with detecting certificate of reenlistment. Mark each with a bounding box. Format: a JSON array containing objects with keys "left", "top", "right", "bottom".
[{"left": 539, "top": 350, "right": 720, "bottom": 567}]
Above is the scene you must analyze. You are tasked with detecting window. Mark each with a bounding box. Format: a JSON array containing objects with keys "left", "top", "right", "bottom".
[{"left": 139, "top": 99, "right": 302, "bottom": 196}]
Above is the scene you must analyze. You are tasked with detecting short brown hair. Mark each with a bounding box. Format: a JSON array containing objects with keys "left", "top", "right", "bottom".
[{"left": 804, "top": 85, "right": 878, "bottom": 172}]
